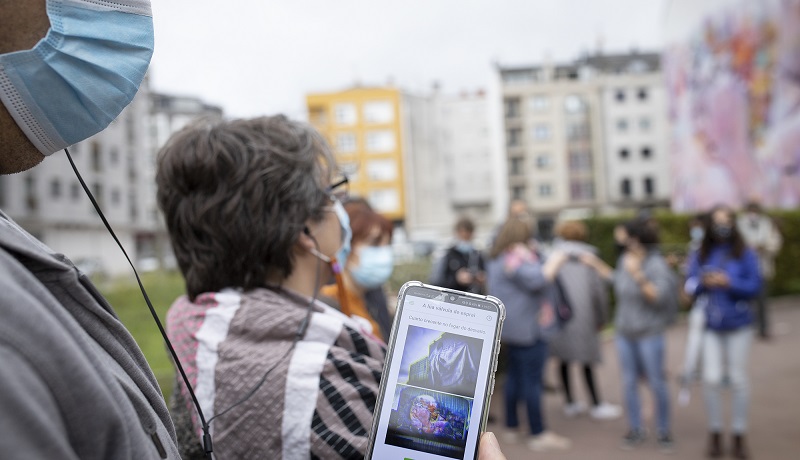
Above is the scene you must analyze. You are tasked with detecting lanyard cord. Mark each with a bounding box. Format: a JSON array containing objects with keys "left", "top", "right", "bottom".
[{"left": 65, "top": 149, "right": 214, "bottom": 455}]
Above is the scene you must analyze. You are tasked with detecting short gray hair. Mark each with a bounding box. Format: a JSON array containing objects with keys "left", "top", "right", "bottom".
[{"left": 156, "top": 115, "right": 336, "bottom": 300}]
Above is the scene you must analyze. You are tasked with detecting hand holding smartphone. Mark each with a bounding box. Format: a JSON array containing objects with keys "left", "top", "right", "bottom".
[{"left": 366, "top": 282, "right": 506, "bottom": 460}]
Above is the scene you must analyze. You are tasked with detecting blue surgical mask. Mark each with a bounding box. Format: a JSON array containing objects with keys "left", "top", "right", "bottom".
[
  {"left": 331, "top": 200, "right": 351, "bottom": 273},
  {"left": 351, "top": 246, "right": 394, "bottom": 289},
  {"left": 0, "top": 0, "right": 154, "bottom": 155},
  {"left": 455, "top": 241, "right": 473, "bottom": 254}
]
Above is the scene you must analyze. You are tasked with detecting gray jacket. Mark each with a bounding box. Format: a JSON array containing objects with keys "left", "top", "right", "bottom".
[
  {"left": 487, "top": 249, "right": 556, "bottom": 346},
  {"left": 0, "top": 211, "right": 180, "bottom": 459},
  {"left": 613, "top": 250, "right": 677, "bottom": 339}
]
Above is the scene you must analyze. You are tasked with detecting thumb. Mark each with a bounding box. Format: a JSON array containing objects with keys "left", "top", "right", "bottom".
[{"left": 478, "top": 432, "right": 506, "bottom": 460}]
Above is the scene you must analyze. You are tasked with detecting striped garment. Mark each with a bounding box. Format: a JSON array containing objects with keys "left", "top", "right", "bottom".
[{"left": 167, "top": 287, "right": 386, "bottom": 459}]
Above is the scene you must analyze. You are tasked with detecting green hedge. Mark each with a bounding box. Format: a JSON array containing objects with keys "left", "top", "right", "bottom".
[{"left": 583, "top": 210, "right": 800, "bottom": 296}]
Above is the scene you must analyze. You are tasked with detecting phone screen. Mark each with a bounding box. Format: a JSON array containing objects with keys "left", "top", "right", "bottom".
[{"left": 367, "top": 284, "right": 504, "bottom": 460}]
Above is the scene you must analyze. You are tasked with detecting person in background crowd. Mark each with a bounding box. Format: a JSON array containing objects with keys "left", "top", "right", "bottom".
[
  {"left": 737, "top": 200, "right": 782, "bottom": 340},
  {"left": 548, "top": 221, "right": 621, "bottom": 421},
  {"left": 687, "top": 205, "right": 761, "bottom": 459},
  {"left": 613, "top": 223, "right": 629, "bottom": 259},
  {"left": 157, "top": 116, "right": 385, "bottom": 459},
  {"left": 581, "top": 219, "right": 678, "bottom": 453},
  {"left": 679, "top": 212, "right": 711, "bottom": 405},
  {"left": 321, "top": 197, "right": 395, "bottom": 341},
  {"left": 431, "top": 216, "right": 487, "bottom": 294},
  {"left": 487, "top": 217, "right": 572, "bottom": 452},
  {"left": 0, "top": 1, "right": 182, "bottom": 457}
]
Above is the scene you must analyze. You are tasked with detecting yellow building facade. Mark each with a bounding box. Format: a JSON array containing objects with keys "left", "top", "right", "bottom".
[{"left": 306, "top": 87, "right": 405, "bottom": 222}]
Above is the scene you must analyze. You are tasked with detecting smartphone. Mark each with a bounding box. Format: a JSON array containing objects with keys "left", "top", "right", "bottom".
[{"left": 365, "top": 281, "right": 506, "bottom": 460}]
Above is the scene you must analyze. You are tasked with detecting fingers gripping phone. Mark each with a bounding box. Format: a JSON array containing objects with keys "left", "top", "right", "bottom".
[{"left": 366, "top": 281, "right": 506, "bottom": 460}]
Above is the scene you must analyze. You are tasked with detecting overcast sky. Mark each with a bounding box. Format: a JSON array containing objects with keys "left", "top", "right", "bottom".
[{"left": 149, "top": 0, "right": 669, "bottom": 119}]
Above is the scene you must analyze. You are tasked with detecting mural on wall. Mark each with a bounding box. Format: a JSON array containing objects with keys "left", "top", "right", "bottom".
[{"left": 666, "top": 0, "right": 800, "bottom": 211}]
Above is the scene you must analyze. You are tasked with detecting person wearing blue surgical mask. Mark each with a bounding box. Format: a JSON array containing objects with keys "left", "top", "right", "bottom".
[
  {"left": 321, "top": 198, "right": 395, "bottom": 341},
  {"left": 432, "top": 217, "right": 487, "bottom": 294},
  {"left": 0, "top": 1, "right": 183, "bottom": 458}
]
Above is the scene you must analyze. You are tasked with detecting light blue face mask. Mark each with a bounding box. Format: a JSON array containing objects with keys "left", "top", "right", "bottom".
[
  {"left": 351, "top": 246, "right": 394, "bottom": 289},
  {"left": 0, "top": 0, "right": 154, "bottom": 155}
]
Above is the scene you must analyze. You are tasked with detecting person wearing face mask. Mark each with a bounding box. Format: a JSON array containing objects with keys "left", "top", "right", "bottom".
[
  {"left": 0, "top": 1, "right": 182, "bottom": 458},
  {"left": 432, "top": 217, "right": 487, "bottom": 294},
  {"left": 320, "top": 197, "right": 395, "bottom": 341},
  {"left": 736, "top": 200, "right": 782, "bottom": 340},
  {"left": 686, "top": 205, "right": 761, "bottom": 459},
  {"left": 156, "top": 116, "right": 387, "bottom": 459}
]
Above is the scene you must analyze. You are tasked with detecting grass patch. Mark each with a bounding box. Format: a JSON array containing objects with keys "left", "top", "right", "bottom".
[{"left": 98, "top": 270, "right": 186, "bottom": 396}]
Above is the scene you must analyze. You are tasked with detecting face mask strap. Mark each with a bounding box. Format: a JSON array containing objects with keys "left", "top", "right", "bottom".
[{"left": 65, "top": 148, "right": 214, "bottom": 455}]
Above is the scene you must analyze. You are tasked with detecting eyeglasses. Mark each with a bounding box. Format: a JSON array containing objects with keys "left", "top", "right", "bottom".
[{"left": 326, "top": 176, "right": 350, "bottom": 202}]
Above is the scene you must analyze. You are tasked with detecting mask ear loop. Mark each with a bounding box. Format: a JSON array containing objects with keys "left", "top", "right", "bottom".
[{"left": 65, "top": 149, "right": 215, "bottom": 455}]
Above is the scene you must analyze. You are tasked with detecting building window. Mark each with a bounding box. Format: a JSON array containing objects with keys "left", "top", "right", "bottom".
[
  {"left": 363, "top": 101, "right": 394, "bottom": 124},
  {"left": 639, "top": 117, "right": 651, "bottom": 131},
  {"left": 641, "top": 147, "right": 652, "bottom": 159},
  {"left": 339, "top": 161, "right": 360, "bottom": 183},
  {"left": 564, "top": 94, "right": 587, "bottom": 113},
  {"left": 509, "top": 157, "right": 523, "bottom": 176},
  {"left": 111, "top": 188, "right": 121, "bottom": 205},
  {"left": 365, "top": 130, "right": 395, "bottom": 153},
  {"left": 309, "top": 106, "right": 327, "bottom": 125},
  {"left": 532, "top": 124, "right": 550, "bottom": 141},
  {"left": 129, "top": 192, "right": 138, "bottom": 221},
  {"left": 617, "top": 119, "right": 628, "bottom": 132},
  {"left": 615, "top": 89, "right": 626, "bottom": 102},
  {"left": 512, "top": 185, "right": 526, "bottom": 200},
  {"left": 504, "top": 98, "right": 521, "bottom": 118},
  {"left": 529, "top": 95, "right": 550, "bottom": 112},
  {"left": 536, "top": 154, "right": 551, "bottom": 169},
  {"left": 366, "top": 159, "right": 397, "bottom": 182},
  {"left": 50, "top": 178, "right": 61, "bottom": 199},
  {"left": 570, "top": 179, "right": 595, "bottom": 201},
  {"left": 71, "top": 182, "right": 81, "bottom": 200},
  {"left": 621, "top": 178, "right": 631, "bottom": 198},
  {"left": 126, "top": 115, "right": 136, "bottom": 146},
  {"left": 538, "top": 183, "right": 552, "bottom": 197},
  {"left": 110, "top": 147, "right": 119, "bottom": 166},
  {"left": 506, "top": 127, "right": 522, "bottom": 147},
  {"left": 336, "top": 132, "right": 357, "bottom": 153},
  {"left": 368, "top": 188, "right": 400, "bottom": 213},
  {"left": 25, "top": 176, "right": 37, "bottom": 211},
  {"left": 92, "top": 182, "right": 104, "bottom": 207},
  {"left": 568, "top": 152, "right": 592, "bottom": 171},
  {"left": 567, "top": 122, "right": 589, "bottom": 140},
  {"left": 334, "top": 103, "right": 357, "bottom": 125},
  {"left": 91, "top": 142, "right": 102, "bottom": 172},
  {"left": 644, "top": 177, "right": 655, "bottom": 197},
  {"left": 619, "top": 148, "right": 630, "bottom": 159},
  {"left": 638, "top": 88, "right": 648, "bottom": 100}
]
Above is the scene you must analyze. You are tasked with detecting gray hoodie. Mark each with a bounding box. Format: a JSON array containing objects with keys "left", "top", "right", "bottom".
[
  {"left": 613, "top": 250, "right": 677, "bottom": 339},
  {"left": 0, "top": 211, "right": 180, "bottom": 459}
]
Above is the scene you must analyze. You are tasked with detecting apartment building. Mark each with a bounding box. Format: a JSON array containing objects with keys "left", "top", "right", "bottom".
[
  {"left": 0, "top": 79, "right": 223, "bottom": 276},
  {"left": 497, "top": 51, "right": 669, "bottom": 236},
  {"left": 307, "top": 87, "right": 406, "bottom": 222}
]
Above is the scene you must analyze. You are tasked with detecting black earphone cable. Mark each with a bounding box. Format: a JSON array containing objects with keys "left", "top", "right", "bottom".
[
  {"left": 68, "top": 146, "right": 328, "bottom": 459},
  {"left": 65, "top": 148, "right": 214, "bottom": 455}
]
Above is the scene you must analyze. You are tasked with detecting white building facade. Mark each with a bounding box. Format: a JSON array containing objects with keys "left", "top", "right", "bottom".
[
  {"left": 0, "top": 78, "right": 222, "bottom": 276},
  {"left": 497, "top": 51, "right": 669, "bottom": 237}
]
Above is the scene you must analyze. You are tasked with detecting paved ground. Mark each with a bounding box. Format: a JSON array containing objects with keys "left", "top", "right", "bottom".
[{"left": 486, "top": 297, "right": 800, "bottom": 460}]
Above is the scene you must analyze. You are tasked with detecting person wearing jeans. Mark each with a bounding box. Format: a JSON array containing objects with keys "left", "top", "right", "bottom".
[
  {"left": 686, "top": 205, "right": 761, "bottom": 459},
  {"left": 487, "top": 216, "right": 571, "bottom": 452},
  {"left": 583, "top": 218, "right": 678, "bottom": 451}
]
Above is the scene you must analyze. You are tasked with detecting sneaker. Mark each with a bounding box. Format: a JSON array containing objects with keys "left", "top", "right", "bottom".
[
  {"left": 657, "top": 432, "right": 675, "bottom": 454},
  {"left": 563, "top": 401, "right": 588, "bottom": 418},
  {"left": 528, "top": 431, "right": 572, "bottom": 452},
  {"left": 620, "top": 429, "right": 646, "bottom": 451},
  {"left": 590, "top": 402, "right": 622, "bottom": 420},
  {"left": 500, "top": 430, "right": 521, "bottom": 444}
]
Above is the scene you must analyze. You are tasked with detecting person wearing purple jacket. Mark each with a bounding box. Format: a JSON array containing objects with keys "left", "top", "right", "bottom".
[{"left": 685, "top": 205, "right": 762, "bottom": 459}]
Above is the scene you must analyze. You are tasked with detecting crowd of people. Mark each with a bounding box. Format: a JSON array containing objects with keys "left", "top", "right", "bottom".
[{"left": 0, "top": 2, "right": 783, "bottom": 459}]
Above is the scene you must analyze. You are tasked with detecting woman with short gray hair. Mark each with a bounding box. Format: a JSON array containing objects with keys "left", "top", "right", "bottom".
[{"left": 156, "top": 115, "right": 385, "bottom": 459}]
